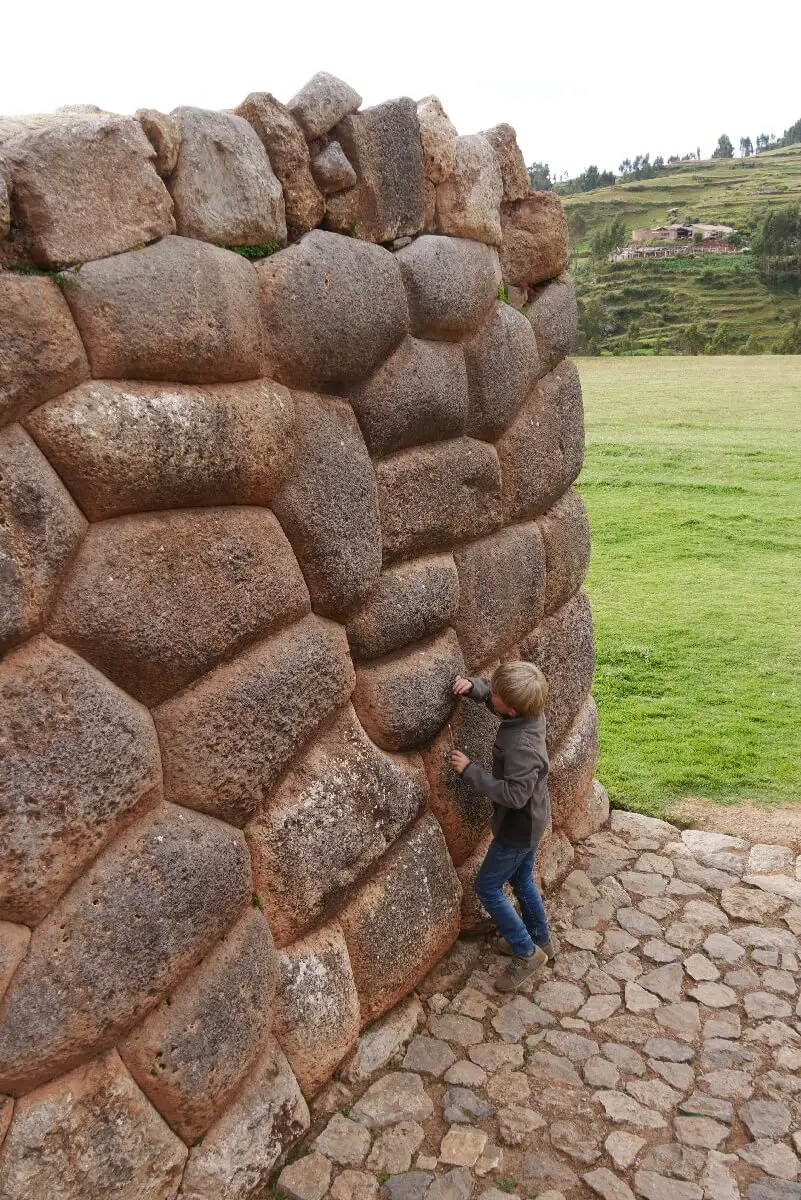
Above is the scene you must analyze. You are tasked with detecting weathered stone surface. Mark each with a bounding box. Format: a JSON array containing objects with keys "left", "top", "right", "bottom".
[
  {"left": 332, "top": 1170, "right": 381, "bottom": 1200},
  {"left": 416, "top": 96, "right": 458, "bottom": 184},
  {"left": 447, "top": 1059, "right": 490, "bottom": 1089},
  {"left": 0, "top": 169, "right": 9, "bottom": 238},
  {"left": 26, "top": 378, "right": 294, "bottom": 520},
  {"left": 341, "top": 994, "right": 425, "bottom": 1083},
  {"left": 639, "top": 1143, "right": 706, "bottom": 1180},
  {"left": 353, "top": 628, "right": 464, "bottom": 753},
  {"left": 259, "top": 230, "right": 409, "bottom": 389},
  {"left": 440, "top": 1125, "right": 487, "bottom": 1167},
  {"left": 403, "top": 1035, "right": 456, "bottom": 1077},
  {"left": 496, "top": 360, "right": 585, "bottom": 524},
  {"left": 350, "top": 337, "right": 468, "bottom": 458},
  {"left": 738, "top": 1142, "right": 800, "bottom": 1180},
  {"left": 1, "top": 115, "right": 173, "bottom": 266},
  {"left": 155, "top": 616, "right": 354, "bottom": 824},
  {"left": 748, "top": 844, "right": 796, "bottom": 873},
  {"left": 236, "top": 92, "right": 325, "bottom": 238},
  {"left": 521, "top": 1151, "right": 580, "bottom": 1192},
  {"left": 743, "top": 873, "right": 801, "bottom": 904},
  {"left": 482, "top": 125, "right": 530, "bottom": 202},
  {"left": 739, "top": 1100, "right": 793, "bottom": 1139},
  {"left": 538, "top": 488, "right": 591, "bottom": 616},
  {"left": 48, "top": 507, "right": 309, "bottom": 708},
  {"left": 0, "top": 924, "right": 29, "bottom": 1003},
  {"left": 377, "top": 437, "right": 503, "bottom": 563},
  {"left": 436, "top": 135, "right": 503, "bottom": 245},
  {"left": 279, "top": 1151, "right": 332, "bottom": 1200},
  {"left": 394, "top": 235, "right": 499, "bottom": 341},
  {"left": 136, "top": 108, "right": 180, "bottom": 175},
  {"left": 0, "top": 1050, "right": 187, "bottom": 1200},
  {"left": 348, "top": 555, "right": 459, "bottom": 662},
  {"left": 63, "top": 235, "right": 263, "bottom": 382},
  {"left": 464, "top": 301, "right": 540, "bottom": 440},
  {"left": 351, "top": 1071, "right": 434, "bottom": 1129},
  {"left": 0, "top": 804, "right": 250, "bottom": 1094},
  {"left": 524, "top": 274, "right": 578, "bottom": 375},
  {"left": 368, "top": 1120, "right": 425, "bottom": 1173},
  {"left": 596, "top": 1090, "right": 667, "bottom": 1129},
  {"left": 548, "top": 698, "right": 601, "bottom": 840},
  {"left": 585, "top": 1167, "right": 636, "bottom": 1200},
  {"left": 180, "top": 1036, "right": 310, "bottom": 1200},
  {"left": 0, "top": 636, "right": 161, "bottom": 926},
  {"left": 315, "top": 1113, "right": 371, "bottom": 1165},
  {"left": 311, "top": 140, "right": 357, "bottom": 194},
  {"left": 288, "top": 72, "right": 362, "bottom": 140},
  {"left": 118, "top": 907, "right": 275, "bottom": 1140},
  {"left": 499, "top": 192, "right": 569, "bottom": 288},
  {"left": 605, "top": 1132, "right": 646, "bottom": 1171},
  {"left": 520, "top": 590, "right": 595, "bottom": 747},
  {"left": 422, "top": 696, "right": 498, "bottom": 866},
  {"left": 535, "top": 827, "right": 576, "bottom": 889},
  {"left": 634, "top": 1172, "right": 702, "bottom": 1200},
  {"left": 674, "top": 1117, "right": 730, "bottom": 1150},
  {"left": 0, "top": 274, "right": 89, "bottom": 427},
  {"left": 272, "top": 391, "right": 380, "bottom": 619},
  {"left": 533, "top": 981, "right": 585, "bottom": 1015},
  {"left": 339, "top": 815, "right": 462, "bottom": 1023}
]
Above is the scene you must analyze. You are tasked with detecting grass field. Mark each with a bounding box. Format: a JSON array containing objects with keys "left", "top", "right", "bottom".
[{"left": 577, "top": 355, "right": 801, "bottom": 817}]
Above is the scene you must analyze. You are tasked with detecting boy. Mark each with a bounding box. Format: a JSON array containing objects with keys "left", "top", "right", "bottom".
[{"left": 450, "top": 661, "right": 553, "bottom": 992}]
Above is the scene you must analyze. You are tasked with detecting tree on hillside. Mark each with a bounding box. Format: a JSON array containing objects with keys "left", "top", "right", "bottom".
[
  {"left": 712, "top": 134, "right": 734, "bottom": 159},
  {"left": 590, "top": 216, "right": 627, "bottom": 261},
  {"left": 567, "top": 209, "right": 587, "bottom": 250},
  {"left": 755, "top": 133, "right": 776, "bottom": 153},
  {"left": 772, "top": 318, "right": 801, "bottom": 354},
  {"left": 527, "top": 162, "right": 552, "bottom": 191},
  {"left": 739, "top": 136, "right": 753, "bottom": 157},
  {"left": 675, "top": 324, "right": 705, "bottom": 355},
  {"left": 555, "top": 165, "right": 615, "bottom": 196},
  {"left": 576, "top": 296, "right": 608, "bottom": 355},
  {"left": 752, "top": 204, "right": 801, "bottom": 280},
  {"left": 707, "top": 324, "right": 735, "bottom": 354},
  {"left": 777, "top": 118, "right": 801, "bottom": 148}
]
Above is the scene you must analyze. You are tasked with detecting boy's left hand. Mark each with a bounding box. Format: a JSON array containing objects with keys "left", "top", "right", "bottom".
[{"left": 451, "top": 751, "right": 470, "bottom": 775}]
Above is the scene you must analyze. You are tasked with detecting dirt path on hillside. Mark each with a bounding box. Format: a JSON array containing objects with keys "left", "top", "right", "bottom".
[{"left": 668, "top": 795, "right": 801, "bottom": 851}]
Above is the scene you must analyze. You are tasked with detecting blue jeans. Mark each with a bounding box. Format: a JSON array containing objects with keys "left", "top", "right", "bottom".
[{"left": 474, "top": 839, "right": 550, "bottom": 958}]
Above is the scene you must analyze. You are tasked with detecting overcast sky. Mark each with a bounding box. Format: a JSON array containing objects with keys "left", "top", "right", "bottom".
[{"left": 2, "top": 0, "right": 799, "bottom": 178}]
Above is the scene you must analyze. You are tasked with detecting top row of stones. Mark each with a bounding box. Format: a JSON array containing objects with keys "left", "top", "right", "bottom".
[{"left": 0, "top": 71, "right": 565, "bottom": 276}]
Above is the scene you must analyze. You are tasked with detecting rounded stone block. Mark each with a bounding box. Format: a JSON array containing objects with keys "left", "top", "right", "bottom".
[
  {"left": 0, "top": 636, "right": 162, "bottom": 926},
  {"left": 499, "top": 192, "right": 570, "bottom": 288},
  {"left": 523, "top": 274, "right": 578, "bottom": 375},
  {"left": 349, "top": 337, "right": 469, "bottom": 458},
  {"left": 0, "top": 426, "right": 86, "bottom": 655},
  {"left": 549, "top": 697, "right": 601, "bottom": 841},
  {"left": 118, "top": 907, "right": 276, "bottom": 1142},
  {"left": 0, "top": 274, "right": 89, "bottom": 428},
  {"left": 0, "top": 804, "right": 251, "bottom": 1095},
  {"left": 288, "top": 72, "right": 362, "bottom": 140},
  {"left": 376, "top": 438, "right": 503, "bottom": 564},
  {"left": 0, "top": 924, "right": 29, "bottom": 1005},
  {"left": 435, "top": 134, "right": 503, "bottom": 245},
  {"left": 155, "top": 616, "right": 355, "bottom": 825},
  {"left": 464, "top": 300, "right": 540, "bottom": 441},
  {"left": 535, "top": 828, "right": 575, "bottom": 891},
  {"left": 257, "top": 230, "right": 409, "bottom": 390},
  {"left": 272, "top": 921, "right": 361, "bottom": 1097},
  {"left": 352, "top": 629, "right": 465, "bottom": 753},
  {"left": 248, "top": 706, "right": 426, "bottom": 946},
  {"left": 47, "top": 507, "right": 310, "bottom": 708},
  {"left": 0, "top": 1050, "right": 187, "bottom": 1200},
  {"left": 520, "top": 590, "right": 596, "bottom": 749},
  {"left": 538, "top": 488, "right": 591, "bottom": 616},
  {"left": 180, "top": 1036, "right": 310, "bottom": 1200},
  {"left": 421, "top": 698, "right": 497, "bottom": 866},
  {"left": 271, "top": 391, "right": 381, "bottom": 619},
  {"left": 168, "top": 106, "right": 287, "bottom": 247},
  {"left": 346, "top": 554, "right": 460, "bottom": 661},
  {"left": 394, "top": 235, "right": 500, "bottom": 341},
  {"left": 416, "top": 97, "right": 458, "bottom": 184},
  {"left": 311, "top": 140, "right": 357, "bottom": 194},
  {"left": 496, "top": 359, "right": 585, "bottom": 524},
  {"left": 136, "top": 107, "right": 181, "bottom": 175},
  {"left": 338, "top": 814, "right": 462, "bottom": 1023},
  {"left": 25, "top": 378, "right": 294, "bottom": 521},
  {"left": 453, "top": 523, "right": 546, "bottom": 671},
  {"left": 481, "top": 124, "right": 530, "bottom": 202},
  {"left": 62, "top": 235, "right": 264, "bottom": 383},
  {"left": 1, "top": 115, "right": 174, "bottom": 267}
]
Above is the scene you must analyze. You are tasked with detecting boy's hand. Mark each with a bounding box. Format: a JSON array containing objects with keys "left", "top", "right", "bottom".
[
  {"left": 452, "top": 676, "right": 472, "bottom": 696},
  {"left": 451, "top": 751, "right": 470, "bottom": 775}
]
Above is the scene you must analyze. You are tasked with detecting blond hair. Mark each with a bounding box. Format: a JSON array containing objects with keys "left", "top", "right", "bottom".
[{"left": 491, "top": 661, "right": 548, "bottom": 718}]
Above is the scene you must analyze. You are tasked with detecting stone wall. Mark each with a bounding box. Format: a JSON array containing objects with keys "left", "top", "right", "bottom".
[{"left": 0, "top": 73, "right": 605, "bottom": 1199}]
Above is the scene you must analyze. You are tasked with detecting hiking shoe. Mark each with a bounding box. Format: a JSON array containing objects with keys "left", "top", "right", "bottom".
[
  {"left": 494, "top": 945, "right": 548, "bottom": 992},
  {"left": 494, "top": 936, "right": 557, "bottom": 961}
]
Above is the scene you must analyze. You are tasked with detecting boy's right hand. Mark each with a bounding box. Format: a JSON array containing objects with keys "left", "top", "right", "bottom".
[{"left": 452, "top": 676, "right": 472, "bottom": 696}]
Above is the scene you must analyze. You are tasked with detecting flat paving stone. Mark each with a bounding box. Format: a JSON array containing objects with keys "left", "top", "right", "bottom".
[
  {"left": 739, "top": 1099, "right": 793, "bottom": 1139},
  {"left": 533, "top": 981, "right": 586, "bottom": 1014},
  {"left": 602, "top": 1042, "right": 647, "bottom": 1075},
  {"left": 639, "top": 1143, "right": 706, "bottom": 1181},
  {"left": 427, "top": 1168, "right": 474, "bottom": 1200},
  {"left": 617, "top": 908, "right": 662, "bottom": 937},
  {"left": 687, "top": 982, "right": 738, "bottom": 1008},
  {"left": 655, "top": 1002, "right": 701, "bottom": 1041},
  {"left": 684, "top": 954, "right": 720, "bottom": 981},
  {"left": 443, "top": 1060, "right": 487, "bottom": 1087},
  {"left": 579, "top": 994, "right": 622, "bottom": 1022},
  {"left": 605, "top": 1131, "right": 646, "bottom": 1170},
  {"left": 748, "top": 845, "right": 796, "bottom": 873},
  {"left": 644, "top": 1037, "right": 695, "bottom": 1063},
  {"left": 383, "top": 1171, "right": 435, "bottom": 1200},
  {"left": 744, "top": 992, "right": 793, "bottom": 1020},
  {"left": 439, "top": 1126, "right": 487, "bottom": 1167},
  {"left": 367, "top": 1122, "right": 425, "bottom": 1174},
  {"left": 468, "top": 1043, "right": 524, "bottom": 1071},
  {"left": 677, "top": 1093, "right": 734, "bottom": 1123},
  {"left": 315, "top": 1114, "right": 372, "bottom": 1165},
  {"left": 625, "top": 982, "right": 660, "bottom": 1013},
  {"left": 496, "top": 1104, "right": 546, "bottom": 1147},
  {"left": 551, "top": 1119, "right": 602, "bottom": 1165},
  {"left": 584, "top": 1166, "right": 636, "bottom": 1200},
  {"left": 650, "top": 1059, "right": 695, "bottom": 1089},
  {"left": 403, "top": 1036, "right": 457, "bottom": 1077},
  {"left": 442, "top": 1087, "right": 494, "bottom": 1125},
  {"left": 642, "top": 938, "right": 683, "bottom": 963},
  {"left": 738, "top": 1141, "right": 800, "bottom": 1180},
  {"left": 626, "top": 1078, "right": 683, "bottom": 1112},
  {"left": 352, "top": 1072, "right": 435, "bottom": 1129},
  {"left": 634, "top": 1169, "right": 702, "bottom": 1200},
  {"left": 279, "top": 1153, "right": 333, "bottom": 1200},
  {"left": 596, "top": 1089, "right": 667, "bottom": 1129},
  {"left": 673, "top": 1116, "right": 730, "bottom": 1149},
  {"left": 429, "top": 1015, "right": 485, "bottom": 1046}
]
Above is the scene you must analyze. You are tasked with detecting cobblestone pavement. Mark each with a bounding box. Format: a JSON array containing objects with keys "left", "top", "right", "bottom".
[{"left": 278, "top": 811, "right": 801, "bottom": 1200}]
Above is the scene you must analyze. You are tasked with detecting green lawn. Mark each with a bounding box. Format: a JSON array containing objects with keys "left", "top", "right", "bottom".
[{"left": 577, "top": 355, "right": 801, "bottom": 816}]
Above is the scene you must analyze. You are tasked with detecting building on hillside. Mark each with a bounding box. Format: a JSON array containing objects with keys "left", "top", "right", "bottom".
[{"left": 631, "top": 222, "right": 734, "bottom": 243}]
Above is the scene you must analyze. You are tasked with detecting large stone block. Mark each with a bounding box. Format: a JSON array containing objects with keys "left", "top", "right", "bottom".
[
  {"left": 496, "top": 359, "right": 585, "bottom": 524},
  {"left": 482, "top": 124, "right": 530, "bottom": 202},
  {"left": 519, "top": 590, "right": 595, "bottom": 748},
  {"left": 0, "top": 636, "right": 162, "bottom": 926},
  {"left": 247, "top": 706, "right": 426, "bottom": 946},
  {"left": 421, "top": 697, "right": 496, "bottom": 866},
  {"left": 25, "top": 378, "right": 294, "bottom": 521},
  {"left": 271, "top": 391, "right": 381, "bottom": 619},
  {"left": 0, "top": 1050, "right": 187, "bottom": 1200},
  {"left": 535, "top": 828, "right": 575, "bottom": 891},
  {"left": 417, "top": 97, "right": 458, "bottom": 184},
  {"left": 352, "top": 629, "right": 465, "bottom": 753},
  {"left": 0, "top": 115, "right": 174, "bottom": 266},
  {"left": 523, "top": 274, "right": 578, "bottom": 374},
  {"left": 0, "top": 426, "right": 85, "bottom": 655},
  {"left": 236, "top": 92, "right": 325, "bottom": 239},
  {"left": 311, "top": 139, "right": 358, "bottom": 194},
  {"left": 456, "top": 831, "right": 494, "bottom": 931},
  {"left": 453, "top": 524, "right": 546, "bottom": 671},
  {"left": 435, "top": 134, "right": 503, "bottom": 245},
  {"left": 346, "top": 554, "right": 460, "bottom": 661},
  {"left": 339, "top": 814, "right": 462, "bottom": 1023},
  {"left": 394, "top": 235, "right": 500, "bottom": 341},
  {"left": 136, "top": 107, "right": 181, "bottom": 175},
  {"left": 62, "top": 235, "right": 263, "bottom": 383},
  {"left": 155, "top": 616, "right": 355, "bottom": 825},
  {"left": 0, "top": 804, "right": 251, "bottom": 1095},
  {"left": 538, "top": 488, "right": 591, "bottom": 615},
  {"left": 47, "top": 507, "right": 309, "bottom": 708},
  {"left": 376, "top": 438, "right": 503, "bottom": 564},
  {"left": 119, "top": 908, "right": 276, "bottom": 1142},
  {"left": 273, "top": 921, "right": 361, "bottom": 1097},
  {"left": 464, "top": 300, "right": 540, "bottom": 440},
  {"left": 0, "top": 274, "right": 89, "bottom": 428},
  {"left": 499, "top": 192, "right": 570, "bottom": 288},
  {"left": 549, "top": 699, "right": 604, "bottom": 842},
  {"left": 180, "top": 1037, "right": 310, "bottom": 1200},
  {"left": 324, "top": 99, "right": 426, "bottom": 243},
  {"left": 258, "top": 230, "right": 409, "bottom": 390},
  {"left": 0, "top": 924, "right": 29, "bottom": 1004},
  {"left": 168, "top": 107, "right": 286, "bottom": 247},
  {"left": 288, "top": 72, "right": 362, "bottom": 140},
  {"left": 350, "top": 337, "right": 468, "bottom": 457}
]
